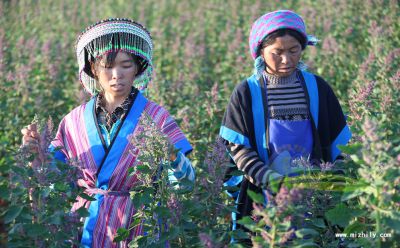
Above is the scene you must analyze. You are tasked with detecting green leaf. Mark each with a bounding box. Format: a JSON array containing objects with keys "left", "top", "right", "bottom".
[
  {"left": 341, "top": 189, "right": 365, "bottom": 201},
  {"left": 55, "top": 231, "right": 70, "bottom": 243},
  {"left": 79, "top": 193, "right": 96, "bottom": 201},
  {"left": 341, "top": 182, "right": 369, "bottom": 201},
  {"left": 230, "top": 229, "right": 249, "bottom": 240},
  {"left": 311, "top": 218, "right": 326, "bottom": 228},
  {"left": 237, "top": 216, "right": 255, "bottom": 227},
  {"left": 139, "top": 193, "right": 153, "bottom": 206},
  {"left": 325, "top": 203, "right": 353, "bottom": 228},
  {"left": 0, "top": 184, "right": 9, "bottom": 199},
  {"left": 48, "top": 212, "right": 62, "bottom": 225},
  {"left": 166, "top": 226, "right": 180, "bottom": 240},
  {"left": 154, "top": 206, "right": 170, "bottom": 217},
  {"left": 246, "top": 190, "right": 264, "bottom": 204},
  {"left": 54, "top": 182, "right": 68, "bottom": 191},
  {"left": 76, "top": 206, "right": 89, "bottom": 218},
  {"left": 10, "top": 165, "right": 28, "bottom": 177},
  {"left": 182, "top": 220, "right": 196, "bottom": 230},
  {"left": 293, "top": 242, "right": 320, "bottom": 248},
  {"left": 251, "top": 236, "right": 265, "bottom": 244},
  {"left": 136, "top": 165, "right": 152, "bottom": 174},
  {"left": 114, "top": 228, "right": 129, "bottom": 242},
  {"left": 40, "top": 187, "right": 52, "bottom": 198},
  {"left": 277, "top": 220, "right": 291, "bottom": 229},
  {"left": 337, "top": 143, "right": 362, "bottom": 154},
  {"left": 382, "top": 216, "right": 400, "bottom": 231},
  {"left": 269, "top": 179, "right": 282, "bottom": 193},
  {"left": 295, "top": 228, "right": 319, "bottom": 238},
  {"left": 347, "top": 242, "right": 363, "bottom": 248},
  {"left": 130, "top": 195, "right": 142, "bottom": 208},
  {"left": 128, "top": 166, "right": 136, "bottom": 175},
  {"left": 25, "top": 223, "right": 47, "bottom": 237},
  {"left": 4, "top": 205, "right": 23, "bottom": 223},
  {"left": 222, "top": 185, "right": 240, "bottom": 192},
  {"left": 344, "top": 221, "right": 367, "bottom": 234},
  {"left": 223, "top": 205, "right": 240, "bottom": 214},
  {"left": 350, "top": 154, "right": 362, "bottom": 163},
  {"left": 229, "top": 170, "right": 244, "bottom": 176}
]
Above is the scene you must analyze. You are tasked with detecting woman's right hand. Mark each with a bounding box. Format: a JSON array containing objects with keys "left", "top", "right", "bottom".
[{"left": 21, "top": 123, "right": 40, "bottom": 154}]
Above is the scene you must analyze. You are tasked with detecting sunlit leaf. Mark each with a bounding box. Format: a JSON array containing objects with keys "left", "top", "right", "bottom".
[
  {"left": 114, "top": 228, "right": 129, "bottom": 242},
  {"left": 325, "top": 203, "right": 353, "bottom": 227},
  {"left": 246, "top": 190, "right": 264, "bottom": 204},
  {"left": 294, "top": 228, "right": 319, "bottom": 238}
]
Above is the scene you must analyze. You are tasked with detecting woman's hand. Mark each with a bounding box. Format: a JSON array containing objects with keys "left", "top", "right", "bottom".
[
  {"left": 21, "top": 123, "right": 40, "bottom": 154},
  {"left": 168, "top": 144, "right": 178, "bottom": 161}
]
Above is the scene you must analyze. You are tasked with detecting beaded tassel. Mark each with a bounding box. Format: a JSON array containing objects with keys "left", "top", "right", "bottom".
[{"left": 76, "top": 18, "right": 154, "bottom": 95}]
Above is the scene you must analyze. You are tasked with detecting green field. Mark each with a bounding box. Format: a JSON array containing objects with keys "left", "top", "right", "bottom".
[{"left": 0, "top": 0, "right": 399, "bottom": 247}]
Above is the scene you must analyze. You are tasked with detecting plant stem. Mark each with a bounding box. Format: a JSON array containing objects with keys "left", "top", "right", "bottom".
[
  {"left": 270, "top": 220, "right": 276, "bottom": 248},
  {"left": 375, "top": 189, "right": 381, "bottom": 248}
]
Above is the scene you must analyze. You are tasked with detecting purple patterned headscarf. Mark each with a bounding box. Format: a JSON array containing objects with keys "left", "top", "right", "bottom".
[
  {"left": 249, "top": 10, "right": 318, "bottom": 60},
  {"left": 249, "top": 10, "right": 318, "bottom": 76}
]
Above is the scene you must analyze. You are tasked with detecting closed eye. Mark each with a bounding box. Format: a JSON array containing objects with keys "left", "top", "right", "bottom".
[
  {"left": 290, "top": 48, "right": 300, "bottom": 53},
  {"left": 272, "top": 49, "right": 283, "bottom": 55},
  {"left": 121, "top": 62, "right": 135, "bottom": 68}
]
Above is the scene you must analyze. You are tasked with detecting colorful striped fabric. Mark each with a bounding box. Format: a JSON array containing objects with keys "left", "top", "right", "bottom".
[
  {"left": 51, "top": 93, "right": 194, "bottom": 247},
  {"left": 249, "top": 10, "right": 317, "bottom": 60}
]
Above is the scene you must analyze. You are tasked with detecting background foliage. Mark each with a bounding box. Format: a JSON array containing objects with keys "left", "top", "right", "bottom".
[{"left": 0, "top": 0, "right": 399, "bottom": 247}]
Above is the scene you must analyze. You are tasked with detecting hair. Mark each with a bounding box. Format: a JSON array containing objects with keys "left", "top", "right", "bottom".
[
  {"left": 89, "top": 51, "right": 147, "bottom": 79},
  {"left": 258, "top": 29, "right": 307, "bottom": 56}
]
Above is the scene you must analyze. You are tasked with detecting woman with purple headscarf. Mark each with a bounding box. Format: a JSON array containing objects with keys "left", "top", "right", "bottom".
[{"left": 219, "top": 10, "right": 351, "bottom": 241}]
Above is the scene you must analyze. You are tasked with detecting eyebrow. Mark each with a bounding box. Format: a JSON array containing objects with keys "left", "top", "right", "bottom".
[
  {"left": 120, "top": 60, "right": 134, "bottom": 63},
  {"left": 273, "top": 45, "right": 300, "bottom": 51}
]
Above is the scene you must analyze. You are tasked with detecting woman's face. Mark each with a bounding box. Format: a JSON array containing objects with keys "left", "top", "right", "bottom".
[
  {"left": 94, "top": 52, "right": 139, "bottom": 98},
  {"left": 261, "top": 34, "right": 302, "bottom": 77}
]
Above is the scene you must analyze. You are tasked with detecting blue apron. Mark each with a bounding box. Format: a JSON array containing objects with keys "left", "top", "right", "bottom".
[{"left": 268, "top": 119, "right": 313, "bottom": 176}]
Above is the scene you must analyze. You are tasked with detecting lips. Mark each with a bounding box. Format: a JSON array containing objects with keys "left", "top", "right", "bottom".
[{"left": 110, "top": 83, "right": 125, "bottom": 90}]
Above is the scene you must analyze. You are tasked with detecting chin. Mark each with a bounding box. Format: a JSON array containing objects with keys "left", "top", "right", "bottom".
[{"left": 278, "top": 70, "right": 295, "bottom": 77}]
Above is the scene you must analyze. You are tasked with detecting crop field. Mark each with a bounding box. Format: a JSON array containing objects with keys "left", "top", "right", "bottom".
[{"left": 0, "top": 0, "right": 399, "bottom": 247}]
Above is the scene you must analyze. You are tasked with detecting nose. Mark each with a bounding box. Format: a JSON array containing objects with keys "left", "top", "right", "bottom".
[
  {"left": 281, "top": 53, "right": 289, "bottom": 64},
  {"left": 111, "top": 67, "right": 122, "bottom": 79}
]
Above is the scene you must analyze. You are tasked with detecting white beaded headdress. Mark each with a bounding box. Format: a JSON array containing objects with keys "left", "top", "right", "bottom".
[{"left": 76, "top": 18, "right": 153, "bottom": 95}]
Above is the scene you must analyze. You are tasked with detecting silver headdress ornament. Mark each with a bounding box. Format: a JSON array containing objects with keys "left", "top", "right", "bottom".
[{"left": 76, "top": 18, "right": 153, "bottom": 95}]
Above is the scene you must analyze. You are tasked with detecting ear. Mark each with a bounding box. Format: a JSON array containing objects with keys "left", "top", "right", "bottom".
[
  {"left": 90, "top": 62, "right": 98, "bottom": 79},
  {"left": 133, "top": 56, "right": 143, "bottom": 76},
  {"left": 259, "top": 48, "right": 265, "bottom": 60}
]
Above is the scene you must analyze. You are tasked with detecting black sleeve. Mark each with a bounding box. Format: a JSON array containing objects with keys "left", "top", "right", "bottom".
[
  {"left": 221, "top": 80, "right": 254, "bottom": 142},
  {"left": 315, "top": 75, "right": 348, "bottom": 161}
]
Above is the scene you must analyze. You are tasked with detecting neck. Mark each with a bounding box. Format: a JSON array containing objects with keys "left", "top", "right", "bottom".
[
  {"left": 102, "top": 91, "right": 130, "bottom": 113},
  {"left": 264, "top": 70, "right": 298, "bottom": 84}
]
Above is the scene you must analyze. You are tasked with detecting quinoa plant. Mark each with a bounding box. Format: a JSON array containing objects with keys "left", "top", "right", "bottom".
[
  {"left": 116, "top": 114, "right": 232, "bottom": 247},
  {"left": 4, "top": 116, "right": 84, "bottom": 247}
]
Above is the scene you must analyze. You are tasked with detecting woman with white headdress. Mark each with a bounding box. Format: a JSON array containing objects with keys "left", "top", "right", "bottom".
[{"left": 21, "top": 18, "right": 195, "bottom": 247}]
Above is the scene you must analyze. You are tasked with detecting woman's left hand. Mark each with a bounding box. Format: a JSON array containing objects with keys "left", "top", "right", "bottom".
[{"left": 168, "top": 144, "right": 178, "bottom": 161}]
